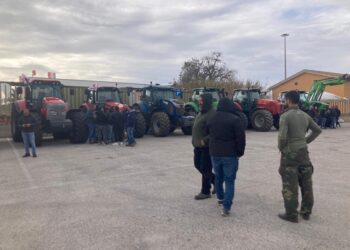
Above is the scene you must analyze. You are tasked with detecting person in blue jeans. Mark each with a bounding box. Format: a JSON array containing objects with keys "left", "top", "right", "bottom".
[
  {"left": 18, "top": 108, "right": 38, "bottom": 157},
  {"left": 125, "top": 107, "right": 136, "bottom": 146},
  {"left": 207, "top": 98, "right": 246, "bottom": 217}
]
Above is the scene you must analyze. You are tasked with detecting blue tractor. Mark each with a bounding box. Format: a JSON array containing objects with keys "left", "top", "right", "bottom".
[{"left": 131, "top": 85, "right": 195, "bottom": 137}]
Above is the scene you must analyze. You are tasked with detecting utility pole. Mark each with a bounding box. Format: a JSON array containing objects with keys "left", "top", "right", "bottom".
[{"left": 281, "top": 33, "right": 289, "bottom": 80}]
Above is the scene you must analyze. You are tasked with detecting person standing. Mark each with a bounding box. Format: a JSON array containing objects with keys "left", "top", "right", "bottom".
[
  {"left": 111, "top": 106, "right": 125, "bottom": 145},
  {"left": 18, "top": 108, "right": 38, "bottom": 157},
  {"left": 86, "top": 105, "right": 96, "bottom": 144},
  {"left": 107, "top": 107, "right": 115, "bottom": 142},
  {"left": 335, "top": 105, "right": 341, "bottom": 127},
  {"left": 278, "top": 91, "right": 322, "bottom": 223},
  {"left": 125, "top": 107, "right": 136, "bottom": 147},
  {"left": 191, "top": 93, "right": 216, "bottom": 200},
  {"left": 207, "top": 98, "right": 246, "bottom": 217},
  {"left": 95, "top": 107, "right": 107, "bottom": 144}
]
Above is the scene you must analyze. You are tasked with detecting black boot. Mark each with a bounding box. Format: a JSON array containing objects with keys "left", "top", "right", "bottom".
[
  {"left": 194, "top": 193, "right": 211, "bottom": 200},
  {"left": 278, "top": 213, "right": 298, "bottom": 223}
]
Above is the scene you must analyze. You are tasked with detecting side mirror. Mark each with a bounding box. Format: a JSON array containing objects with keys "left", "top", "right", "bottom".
[{"left": 16, "top": 87, "right": 23, "bottom": 95}]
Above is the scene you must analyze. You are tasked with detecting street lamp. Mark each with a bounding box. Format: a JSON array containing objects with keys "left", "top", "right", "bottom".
[{"left": 281, "top": 33, "right": 289, "bottom": 80}]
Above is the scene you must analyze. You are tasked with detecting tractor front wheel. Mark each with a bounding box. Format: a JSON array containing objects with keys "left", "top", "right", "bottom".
[
  {"left": 69, "top": 111, "right": 88, "bottom": 143},
  {"left": 151, "top": 112, "right": 170, "bottom": 137},
  {"left": 251, "top": 109, "right": 273, "bottom": 132},
  {"left": 134, "top": 112, "right": 146, "bottom": 138}
]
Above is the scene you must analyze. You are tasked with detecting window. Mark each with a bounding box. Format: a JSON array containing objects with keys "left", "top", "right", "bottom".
[{"left": 96, "top": 89, "right": 121, "bottom": 103}]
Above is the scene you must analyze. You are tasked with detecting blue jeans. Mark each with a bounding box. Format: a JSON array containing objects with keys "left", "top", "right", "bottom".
[
  {"left": 21, "top": 132, "right": 37, "bottom": 155},
  {"left": 107, "top": 125, "right": 114, "bottom": 142},
  {"left": 87, "top": 123, "right": 96, "bottom": 140},
  {"left": 211, "top": 156, "right": 239, "bottom": 211},
  {"left": 127, "top": 127, "right": 135, "bottom": 145}
]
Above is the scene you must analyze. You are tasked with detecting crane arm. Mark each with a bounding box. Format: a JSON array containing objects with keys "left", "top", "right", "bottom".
[{"left": 306, "top": 74, "right": 350, "bottom": 102}]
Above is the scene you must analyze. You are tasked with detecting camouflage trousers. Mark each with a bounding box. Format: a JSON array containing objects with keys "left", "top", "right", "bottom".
[{"left": 279, "top": 148, "right": 314, "bottom": 217}]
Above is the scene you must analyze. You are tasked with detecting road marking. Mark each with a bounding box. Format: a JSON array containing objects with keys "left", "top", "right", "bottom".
[{"left": 7, "top": 139, "right": 37, "bottom": 189}]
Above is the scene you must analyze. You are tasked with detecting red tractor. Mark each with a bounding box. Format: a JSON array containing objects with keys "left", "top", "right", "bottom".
[
  {"left": 82, "top": 85, "right": 146, "bottom": 138},
  {"left": 11, "top": 77, "right": 88, "bottom": 146},
  {"left": 232, "top": 88, "right": 282, "bottom": 131}
]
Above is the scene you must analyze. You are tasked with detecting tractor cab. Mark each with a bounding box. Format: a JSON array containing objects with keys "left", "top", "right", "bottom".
[
  {"left": 141, "top": 86, "right": 176, "bottom": 104},
  {"left": 17, "top": 80, "right": 64, "bottom": 112},
  {"left": 85, "top": 86, "right": 125, "bottom": 111},
  {"left": 232, "top": 88, "right": 261, "bottom": 112}
]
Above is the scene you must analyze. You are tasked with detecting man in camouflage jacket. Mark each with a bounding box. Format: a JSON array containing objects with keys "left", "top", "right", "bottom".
[{"left": 278, "top": 91, "right": 322, "bottom": 223}]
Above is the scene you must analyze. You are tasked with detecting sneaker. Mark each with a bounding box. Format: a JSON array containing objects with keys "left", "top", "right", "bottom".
[
  {"left": 194, "top": 193, "right": 211, "bottom": 200},
  {"left": 278, "top": 213, "right": 298, "bottom": 223},
  {"left": 212, "top": 188, "right": 216, "bottom": 195},
  {"left": 221, "top": 209, "right": 230, "bottom": 217},
  {"left": 22, "top": 153, "right": 30, "bottom": 158},
  {"left": 32, "top": 154, "right": 37, "bottom": 158}
]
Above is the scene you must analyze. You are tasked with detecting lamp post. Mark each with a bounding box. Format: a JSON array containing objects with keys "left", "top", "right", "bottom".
[{"left": 281, "top": 33, "right": 289, "bottom": 80}]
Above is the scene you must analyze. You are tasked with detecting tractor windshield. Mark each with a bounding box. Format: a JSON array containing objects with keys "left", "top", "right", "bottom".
[
  {"left": 207, "top": 91, "right": 220, "bottom": 102},
  {"left": 149, "top": 89, "right": 174, "bottom": 100},
  {"left": 31, "top": 84, "right": 62, "bottom": 100},
  {"left": 97, "top": 89, "right": 121, "bottom": 103}
]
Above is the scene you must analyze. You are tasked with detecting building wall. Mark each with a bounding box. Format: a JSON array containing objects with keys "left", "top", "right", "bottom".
[{"left": 271, "top": 73, "right": 346, "bottom": 99}]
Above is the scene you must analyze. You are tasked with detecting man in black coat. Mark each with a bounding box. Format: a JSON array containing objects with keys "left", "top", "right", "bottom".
[
  {"left": 111, "top": 106, "right": 125, "bottom": 145},
  {"left": 207, "top": 98, "right": 246, "bottom": 217}
]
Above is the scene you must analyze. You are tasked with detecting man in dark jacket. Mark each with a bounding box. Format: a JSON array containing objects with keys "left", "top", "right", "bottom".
[
  {"left": 125, "top": 107, "right": 136, "bottom": 146},
  {"left": 86, "top": 104, "right": 96, "bottom": 144},
  {"left": 192, "top": 93, "right": 216, "bottom": 200},
  {"left": 207, "top": 98, "right": 246, "bottom": 216},
  {"left": 95, "top": 107, "right": 107, "bottom": 144},
  {"left": 18, "top": 108, "right": 38, "bottom": 157},
  {"left": 111, "top": 106, "right": 125, "bottom": 145}
]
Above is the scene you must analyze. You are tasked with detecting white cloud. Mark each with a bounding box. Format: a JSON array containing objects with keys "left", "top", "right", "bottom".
[{"left": 0, "top": 0, "right": 349, "bottom": 85}]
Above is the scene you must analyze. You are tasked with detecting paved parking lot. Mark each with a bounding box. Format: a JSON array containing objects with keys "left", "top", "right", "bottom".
[{"left": 0, "top": 124, "right": 349, "bottom": 250}]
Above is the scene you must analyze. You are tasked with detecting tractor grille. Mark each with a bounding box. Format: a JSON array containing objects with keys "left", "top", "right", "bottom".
[
  {"left": 47, "top": 104, "right": 66, "bottom": 122},
  {"left": 176, "top": 106, "right": 185, "bottom": 116}
]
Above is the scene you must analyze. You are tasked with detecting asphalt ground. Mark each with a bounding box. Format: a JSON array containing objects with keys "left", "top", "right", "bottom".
[{"left": 0, "top": 124, "right": 349, "bottom": 250}]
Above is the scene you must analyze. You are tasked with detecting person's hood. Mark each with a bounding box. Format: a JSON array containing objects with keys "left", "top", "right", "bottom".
[
  {"left": 217, "top": 98, "right": 235, "bottom": 113},
  {"left": 200, "top": 93, "right": 213, "bottom": 113}
]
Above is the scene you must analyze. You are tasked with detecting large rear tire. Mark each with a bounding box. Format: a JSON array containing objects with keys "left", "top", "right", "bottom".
[
  {"left": 134, "top": 112, "right": 146, "bottom": 138},
  {"left": 11, "top": 105, "right": 22, "bottom": 142},
  {"left": 251, "top": 109, "right": 273, "bottom": 132},
  {"left": 151, "top": 112, "right": 170, "bottom": 137},
  {"left": 69, "top": 111, "right": 88, "bottom": 143}
]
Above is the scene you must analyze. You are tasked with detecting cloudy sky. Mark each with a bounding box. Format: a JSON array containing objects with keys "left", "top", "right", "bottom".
[{"left": 0, "top": 0, "right": 349, "bottom": 86}]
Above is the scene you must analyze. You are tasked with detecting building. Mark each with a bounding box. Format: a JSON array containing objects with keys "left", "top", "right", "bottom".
[
  {"left": 269, "top": 69, "right": 350, "bottom": 114},
  {"left": 269, "top": 69, "right": 350, "bottom": 99}
]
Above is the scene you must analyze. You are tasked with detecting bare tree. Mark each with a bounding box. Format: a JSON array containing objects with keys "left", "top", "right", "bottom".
[{"left": 178, "top": 52, "right": 263, "bottom": 93}]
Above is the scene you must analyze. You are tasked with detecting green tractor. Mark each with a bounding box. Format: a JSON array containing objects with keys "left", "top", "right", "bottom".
[
  {"left": 185, "top": 87, "right": 248, "bottom": 129},
  {"left": 185, "top": 87, "right": 225, "bottom": 113}
]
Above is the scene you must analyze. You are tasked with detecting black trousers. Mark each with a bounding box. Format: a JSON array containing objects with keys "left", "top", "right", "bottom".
[
  {"left": 194, "top": 147, "right": 215, "bottom": 195},
  {"left": 113, "top": 125, "right": 124, "bottom": 142}
]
